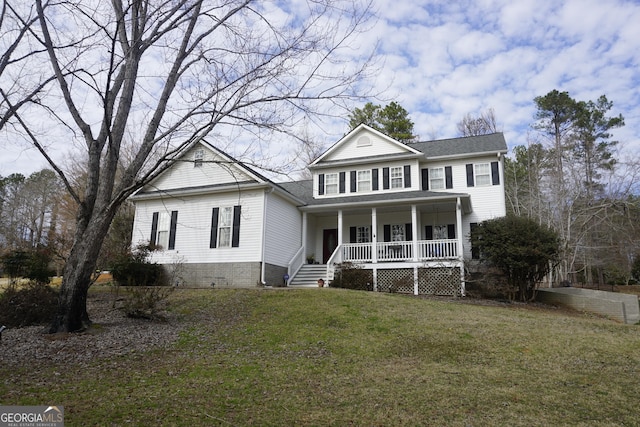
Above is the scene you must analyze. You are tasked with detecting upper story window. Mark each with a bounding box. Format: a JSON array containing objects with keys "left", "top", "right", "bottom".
[
  {"left": 390, "top": 167, "right": 403, "bottom": 189},
  {"left": 194, "top": 149, "right": 204, "bottom": 167},
  {"left": 474, "top": 163, "right": 491, "bottom": 186},
  {"left": 325, "top": 173, "right": 338, "bottom": 195},
  {"left": 466, "top": 161, "right": 500, "bottom": 187},
  {"left": 429, "top": 167, "right": 445, "bottom": 190},
  {"left": 357, "top": 170, "right": 371, "bottom": 192}
]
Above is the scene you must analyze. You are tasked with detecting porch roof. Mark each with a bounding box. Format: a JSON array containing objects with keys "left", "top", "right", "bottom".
[{"left": 278, "top": 180, "right": 471, "bottom": 213}]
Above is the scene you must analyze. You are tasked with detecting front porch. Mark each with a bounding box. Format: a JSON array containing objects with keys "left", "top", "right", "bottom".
[{"left": 287, "top": 194, "right": 471, "bottom": 296}]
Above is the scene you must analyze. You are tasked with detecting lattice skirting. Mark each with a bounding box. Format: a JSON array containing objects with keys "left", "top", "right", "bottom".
[
  {"left": 375, "top": 267, "right": 461, "bottom": 296},
  {"left": 418, "top": 267, "right": 460, "bottom": 296}
]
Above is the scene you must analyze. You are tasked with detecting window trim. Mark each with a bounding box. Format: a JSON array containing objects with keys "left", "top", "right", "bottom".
[
  {"left": 325, "top": 173, "right": 338, "bottom": 195},
  {"left": 429, "top": 167, "right": 445, "bottom": 190},
  {"left": 357, "top": 170, "right": 371, "bottom": 192},
  {"left": 474, "top": 163, "right": 491, "bottom": 186},
  {"left": 390, "top": 166, "right": 404, "bottom": 189}
]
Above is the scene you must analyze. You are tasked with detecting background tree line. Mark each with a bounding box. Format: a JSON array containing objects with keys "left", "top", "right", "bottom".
[{"left": 499, "top": 91, "right": 639, "bottom": 287}]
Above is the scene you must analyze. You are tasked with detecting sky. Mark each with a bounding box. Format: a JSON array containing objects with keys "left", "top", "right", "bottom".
[{"left": 2, "top": 0, "right": 639, "bottom": 177}]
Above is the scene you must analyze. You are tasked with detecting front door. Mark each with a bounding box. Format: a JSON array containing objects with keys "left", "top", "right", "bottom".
[{"left": 323, "top": 228, "right": 338, "bottom": 263}]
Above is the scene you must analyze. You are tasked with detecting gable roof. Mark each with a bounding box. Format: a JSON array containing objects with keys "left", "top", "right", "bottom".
[
  {"left": 131, "top": 140, "right": 306, "bottom": 205},
  {"left": 310, "top": 124, "right": 422, "bottom": 168},
  {"left": 409, "top": 133, "right": 507, "bottom": 159}
]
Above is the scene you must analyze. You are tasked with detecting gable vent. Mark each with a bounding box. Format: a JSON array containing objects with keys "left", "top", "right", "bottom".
[{"left": 357, "top": 136, "right": 371, "bottom": 147}]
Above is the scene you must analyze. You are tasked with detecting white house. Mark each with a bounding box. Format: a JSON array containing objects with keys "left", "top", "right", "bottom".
[{"left": 130, "top": 124, "right": 507, "bottom": 295}]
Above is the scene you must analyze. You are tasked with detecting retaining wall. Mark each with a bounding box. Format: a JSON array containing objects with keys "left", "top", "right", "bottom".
[{"left": 536, "top": 288, "right": 640, "bottom": 324}]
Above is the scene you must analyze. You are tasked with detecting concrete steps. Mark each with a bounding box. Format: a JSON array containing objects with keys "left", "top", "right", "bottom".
[{"left": 289, "top": 264, "right": 326, "bottom": 287}]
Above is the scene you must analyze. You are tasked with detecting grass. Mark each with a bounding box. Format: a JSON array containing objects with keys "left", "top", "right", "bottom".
[{"left": 2, "top": 287, "right": 639, "bottom": 426}]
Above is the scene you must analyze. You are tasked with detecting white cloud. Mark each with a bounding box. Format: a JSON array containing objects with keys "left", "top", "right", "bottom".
[{"left": 2, "top": 0, "right": 640, "bottom": 176}]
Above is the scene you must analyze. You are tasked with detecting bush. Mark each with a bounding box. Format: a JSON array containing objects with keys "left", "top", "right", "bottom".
[
  {"left": 122, "top": 286, "right": 173, "bottom": 320},
  {"left": 0, "top": 282, "right": 58, "bottom": 327},
  {"left": 330, "top": 262, "right": 373, "bottom": 291},
  {"left": 1, "top": 247, "right": 55, "bottom": 284},
  {"left": 470, "top": 215, "right": 560, "bottom": 301},
  {"left": 110, "top": 245, "right": 169, "bottom": 287},
  {"left": 109, "top": 244, "right": 172, "bottom": 319}
]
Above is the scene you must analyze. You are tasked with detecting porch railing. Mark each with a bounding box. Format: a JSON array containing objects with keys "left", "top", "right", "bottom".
[{"left": 341, "top": 239, "right": 458, "bottom": 263}]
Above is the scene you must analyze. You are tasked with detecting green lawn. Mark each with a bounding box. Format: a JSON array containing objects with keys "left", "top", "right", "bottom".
[{"left": 2, "top": 288, "right": 639, "bottom": 426}]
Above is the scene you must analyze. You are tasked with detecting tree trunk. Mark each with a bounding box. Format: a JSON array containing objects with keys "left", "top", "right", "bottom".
[{"left": 48, "top": 210, "right": 114, "bottom": 333}]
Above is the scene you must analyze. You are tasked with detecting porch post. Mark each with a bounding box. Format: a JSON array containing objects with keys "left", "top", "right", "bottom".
[
  {"left": 371, "top": 207, "right": 377, "bottom": 263},
  {"left": 302, "top": 211, "right": 308, "bottom": 258},
  {"left": 337, "top": 210, "right": 343, "bottom": 245},
  {"left": 457, "top": 197, "right": 466, "bottom": 296},
  {"left": 411, "top": 204, "right": 419, "bottom": 261}
]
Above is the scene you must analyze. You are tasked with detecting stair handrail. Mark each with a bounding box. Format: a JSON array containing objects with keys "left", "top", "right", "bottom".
[
  {"left": 325, "top": 244, "right": 343, "bottom": 285},
  {"left": 287, "top": 246, "right": 305, "bottom": 285}
]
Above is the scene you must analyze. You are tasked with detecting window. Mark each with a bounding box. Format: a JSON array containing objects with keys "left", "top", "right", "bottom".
[
  {"left": 429, "top": 167, "right": 445, "bottom": 190},
  {"left": 356, "top": 136, "right": 371, "bottom": 147},
  {"left": 475, "top": 163, "right": 491, "bottom": 186},
  {"left": 194, "top": 149, "right": 204, "bottom": 167},
  {"left": 217, "top": 207, "right": 233, "bottom": 247},
  {"left": 391, "top": 224, "right": 405, "bottom": 241},
  {"left": 357, "top": 226, "right": 371, "bottom": 243},
  {"left": 325, "top": 173, "right": 338, "bottom": 195},
  {"left": 433, "top": 225, "right": 448, "bottom": 239},
  {"left": 390, "top": 167, "right": 403, "bottom": 188},
  {"left": 357, "top": 170, "right": 371, "bottom": 192},
  {"left": 210, "top": 206, "right": 241, "bottom": 248},
  {"left": 150, "top": 211, "right": 178, "bottom": 250}
]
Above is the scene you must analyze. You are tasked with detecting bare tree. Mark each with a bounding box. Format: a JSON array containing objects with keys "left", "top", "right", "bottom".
[
  {"left": 456, "top": 108, "right": 500, "bottom": 136},
  {"left": 1, "top": 0, "right": 376, "bottom": 332}
]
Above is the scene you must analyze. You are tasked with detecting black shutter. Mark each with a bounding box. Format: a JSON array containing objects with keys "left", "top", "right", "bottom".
[
  {"left": 232, "top": 205, "right": 241, "bottom": 247},
  {"left": 350, "top": 170, "right": 356, "bottom": 193},
  {"left": 421, "top": 168, "right": 429, "bottom": 191},
  {"left": 318, "top": 174, "right": 325, "bottom": 195},
  {"left": 470, "top": 222, "right": 479, "bottom": 259},
  {"left": 210, "top": 207, "right": 219, "bottom": 248},
  {"left": 350, "top": 226, "right": 357, "bottom": 243},
  {"left": 372, "top": 169, "right": 379, "bottom": 191},
  {"left": 425, "top": 225, "right": 433, "bottom": 240},
  {"left": 383, "top": 225, "right": 391, "bottom": 242},
  {"left": 383, "top": 167, "right": 390, "bottom": 189},
  {"left": 150, "top": 212, "right": 159, "bottom": 246},
  {"left": 404, "top": 165, "right": 411, "bottom": 188},
  {"left": 447, "top": 224, "right": 456, "bottom": 239},
  {"left": 445, "top": 166, "right": 453, "bottom": 189},
  {"left": 405, "top": 223, "right": 413, "bottom": 241},
  {"left": 466, "top": 164, "right": 474, "bottom": 187},
  {"left": 168, "top": 211, "right": 178, "bottom": 250},
  {"left": 339, "top": 172, "right": 346, "bottom": 194},
  {"left": 491, "top": 161, "right": 500, "bottom": 185}
]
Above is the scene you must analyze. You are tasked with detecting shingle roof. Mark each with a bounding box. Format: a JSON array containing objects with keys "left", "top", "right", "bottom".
[
  {"left": 409, "top": 132, "right": 507, "bottom": 158},
  {"left": 277, "top": 180, "right": 468, "bottom": 208}
]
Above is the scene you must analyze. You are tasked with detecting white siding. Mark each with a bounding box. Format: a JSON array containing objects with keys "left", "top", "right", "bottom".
[
  {"left": 132, "top": 190, "right": 265, "bottom": 265},
  {"left": 312, "top": 159, "right": 421, "bottom": 198},
  {"left": 148, "top": 145, "right": 254, "bottom": 192},
  {"left": 263, "top": 192, "right": 303, "bottom": 267}
]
